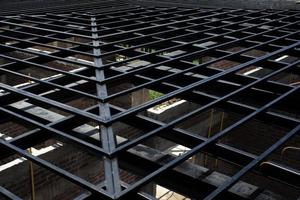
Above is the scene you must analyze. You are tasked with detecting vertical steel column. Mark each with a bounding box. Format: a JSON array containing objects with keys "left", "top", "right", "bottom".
[
  {"left": 28, "top": 148, "right": 36, "bottom": 200},
  {"left": 90, "top": 16, "right": 121, "bottom": 197}
]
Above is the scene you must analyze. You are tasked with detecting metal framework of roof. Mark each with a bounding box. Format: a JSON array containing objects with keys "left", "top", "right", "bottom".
[{"left": 0, "top": 1, "right": 300, "bottom": 199}]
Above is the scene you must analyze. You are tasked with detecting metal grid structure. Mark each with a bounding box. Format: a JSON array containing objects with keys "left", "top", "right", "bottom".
[
  {"left": 0, "top": 0, "right": 130, "bottom": 16},
  {"left": 0, "top": 1, "right": 300, "bottom": 200}
]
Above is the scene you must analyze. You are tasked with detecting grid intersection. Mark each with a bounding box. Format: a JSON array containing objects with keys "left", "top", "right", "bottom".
[{"left": 0, "top": 3, "right": 299, "bottom": 200}]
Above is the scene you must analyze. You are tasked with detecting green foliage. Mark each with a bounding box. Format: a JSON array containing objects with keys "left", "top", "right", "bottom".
[
  {"left": 192, "top": 58, "right": 202, "bottom": 65},
  {"left": 149, "top": 90, "right": 163, "bottom": 100}
]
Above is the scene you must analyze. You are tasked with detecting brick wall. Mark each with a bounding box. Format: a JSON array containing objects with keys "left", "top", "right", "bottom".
[
  {"left": 0, "top": 142, "right": 104, "bottom": 200},
  {"left": 0, "top": 128, "right": 140, "bottom": 200},
  {"left": 0, "top": 93, "right": 142, "bottom": 200}
]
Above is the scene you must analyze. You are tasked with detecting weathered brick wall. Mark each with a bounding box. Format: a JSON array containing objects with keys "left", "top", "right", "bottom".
[
  {"left": 182, "top": 108, "right": 300, "bottom": 166},
  {"left": 0, "top": 139, "right": 140, "bottom": 200},
  {"left": 0, "top": 121, "right": 29, "bottom": 139},
  {"left": 0, "top": 95, "right": 141, "bottom": 199},
  {"left": 0, "top": 144, "right": 104, "bottom": 200}
]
